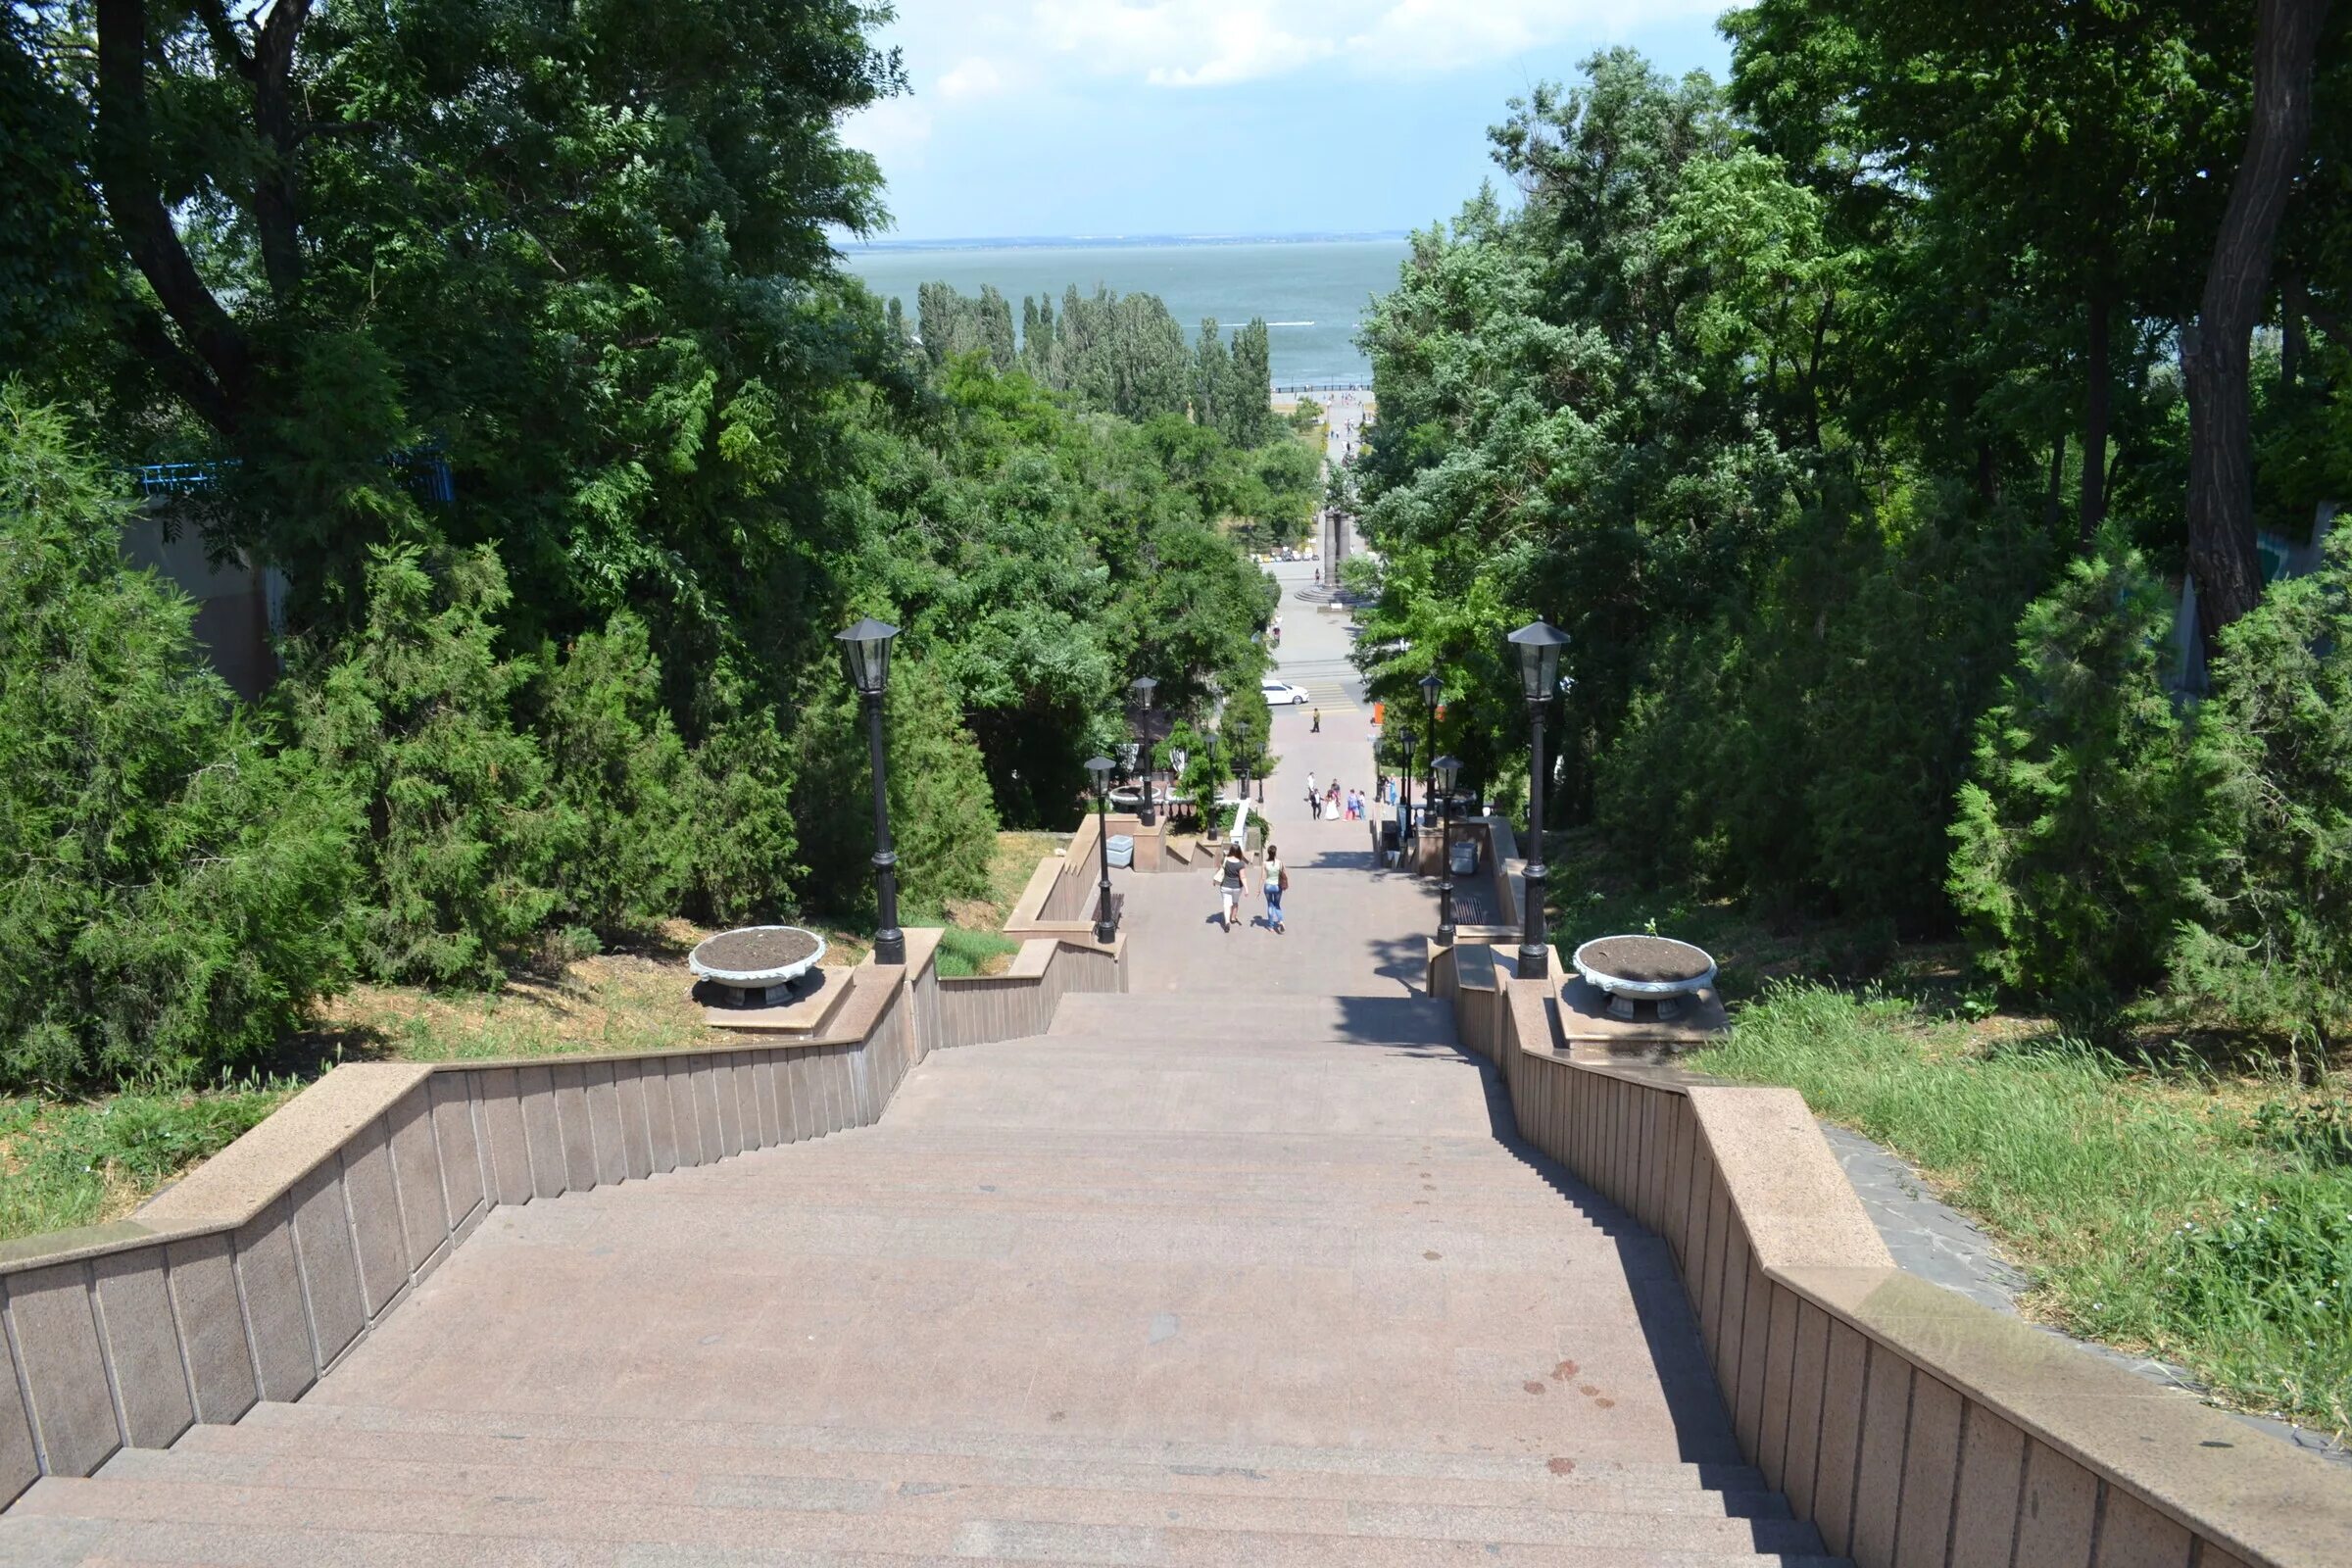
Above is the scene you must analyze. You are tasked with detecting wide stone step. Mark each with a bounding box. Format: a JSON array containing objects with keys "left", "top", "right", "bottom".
[
  {"left": 5, "top": 1476, "right": 1829, "bottom": 1563},
  {"left": 163, "top": 1418, "right": 1779, "bottom": 1513},
  {"left": 0, "top": 1511, "right": 1848, "bottom": 1568},
  {"left": 1047, "top": 994, "right": 1457, "bottom": 1046},
  {"left": 236, "top": 1401, "right": 1761, "bottom": 1491},
  {"left": 93, "top": 1446, "right": 1803, "bottom": 1535}
]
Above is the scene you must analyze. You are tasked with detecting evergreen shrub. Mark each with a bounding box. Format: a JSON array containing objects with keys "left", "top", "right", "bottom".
[
  {"left": 288, "top": 542, "right": 564, "bottom": 987},
  {"left": 1947, "top": 536, "right": 2203, "bottom": 1006},
  {"left": 0, "top": 389, "right": 355, "bottom": 1090},
  {"left": 795, "top": 651, "right": 996, "bottom": 918},
  {"left": 2172, "top": 533, "right": 2352, "bottom": 1051}
]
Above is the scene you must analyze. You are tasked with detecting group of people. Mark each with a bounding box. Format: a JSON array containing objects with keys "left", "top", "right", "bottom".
[
  {"left": 1301, "top": 771, "right": 1370, "bottom": 821},
  {"left": 1213, "top": 841, "right": 1286, "bottom": 934}
]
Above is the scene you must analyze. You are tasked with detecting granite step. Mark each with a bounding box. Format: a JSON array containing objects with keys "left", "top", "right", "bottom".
[
  {"left": 1046, "top": 994, "right": 1457, "bottom": 1046},
  {"left": 87, "top": 1448, "right": 1811, "bottom": 1542},
  {"left": 231, "top": 1402, "right": 1760, "bottom": 1491},
  {"left": 3, "top": 1476, "right": 1832, "bottom": 1563},
  {"left": 155, "top": 1422, "right": 1790, "bottom": 1516}
]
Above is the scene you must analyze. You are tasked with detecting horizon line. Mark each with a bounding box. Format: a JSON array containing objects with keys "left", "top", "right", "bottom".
[{"left": 836, "top": 229, "right": 1413, "bottom": 252}]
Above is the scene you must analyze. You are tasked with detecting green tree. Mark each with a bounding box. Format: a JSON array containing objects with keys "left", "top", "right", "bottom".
[
  {"left": 288, "top": 543, "right": 565, "bottom": 987},
  {"left": 2174, "top": 531, "right": 2352, "bottom": 1048},
  {"left": 0, "top": 390, "right": 354, "bottom": 1091},
  {"left": 538, "top": 613, "right": 696, "bottom": 938},
  {"left": 18, "top": 0, "right": 906, "bottom": 666},
  {"left": 1948, "top": 539, "right": 2204, "bottom": 1005}
]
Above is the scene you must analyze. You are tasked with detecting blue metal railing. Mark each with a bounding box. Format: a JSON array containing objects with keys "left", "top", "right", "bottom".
[{"left": 133, "top": 442, "right": 454, "bottom": 504}]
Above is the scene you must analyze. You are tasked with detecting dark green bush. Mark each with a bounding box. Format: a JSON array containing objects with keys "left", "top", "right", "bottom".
[
  {"left": 1947, "top": 536, "right": 2204, "bottom": 1005},
  {"left": 796, "top": 649, "right": 997, "bottom": 918},
  {"left": 0, "top": 389, "right": 355, "bottom": 1091},
  {"left": 288, "top": 542, "right": 564, "bottom": 987},
  {"left": 681, "top": 662, "right": 804, "bottom": 927},
  {"left": 2172, "top": 532, "right": 2352, "bottom": 1049},
  {"left": 539, "top": 612, "right": 696, "bottom": 936}
]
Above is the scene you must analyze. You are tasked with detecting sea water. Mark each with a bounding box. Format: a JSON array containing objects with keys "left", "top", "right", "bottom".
[{"left": 837, "top": 237, "right": 1409, "bottom": 386}]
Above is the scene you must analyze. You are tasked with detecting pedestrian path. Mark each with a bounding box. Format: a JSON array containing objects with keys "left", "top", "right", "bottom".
[
  {"left": 0, "top": 997, "right": 1837, "bottom": 1564},
  {"left": 0, "top": 554, "right": 1839, "bottom": 1564}
]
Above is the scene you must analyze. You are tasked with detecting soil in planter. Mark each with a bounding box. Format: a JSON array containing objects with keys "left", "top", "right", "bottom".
[
  {"left": 695, "top": 926, "right": 820, "bottom": 974},
  {"left": 1578, "top": 935, "right": 1711, "bottom": 984}
]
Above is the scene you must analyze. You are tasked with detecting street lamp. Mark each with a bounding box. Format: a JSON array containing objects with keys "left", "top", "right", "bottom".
[
  {"left": 1506, "top": 619, "right": 1570, "bottom": 978},
  {"left": 1085, "top": 755, "right": 1118, "bottom": 945},
  {"left": 836, "top": 616, "right": 905, "bottom": 967},
  {"left": 1128, "top": 676, "right": 1159, "bottom": 826},
  {"left": 1418, "top": 672, "right": 1443, "bottom": 818},
  {"left": 1433, "top": 754, "right": 1461, "bottom": 946},
  {"left": 1395, "top": 727, "right": 1416, "bottom": 846}
]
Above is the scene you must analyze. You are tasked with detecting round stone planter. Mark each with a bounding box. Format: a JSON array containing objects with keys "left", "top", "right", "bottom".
[
  {"left": 1571, "top": 934, "right": 1717, "bottom": 1021},
  {"left": 689, "top": 925, "right": 828, "bottom": 1008}
]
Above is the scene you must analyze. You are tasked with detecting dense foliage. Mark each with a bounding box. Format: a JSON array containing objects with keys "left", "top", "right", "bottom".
[
  {"left": 1, "top": 4, "right": 1291, "bottom": 1090},
  {"left": 1348, "top": 28, "right": 2352, "bottom": 1045},
  {"left": 0, "top": 393, "right": 353, "bottom": 1090}
]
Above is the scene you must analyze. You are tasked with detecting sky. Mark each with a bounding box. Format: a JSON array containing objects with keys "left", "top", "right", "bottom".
[{"left": 843, "top": 1, "right": 1739, "bottom": 243}]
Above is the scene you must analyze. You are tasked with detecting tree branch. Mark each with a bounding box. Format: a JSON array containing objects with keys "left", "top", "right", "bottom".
[
  {"left": 93, "top": 0, "right": 250, "bottom": 433},
  {"left": 246, "top": 0, "right": 313, "bottom": 302}
]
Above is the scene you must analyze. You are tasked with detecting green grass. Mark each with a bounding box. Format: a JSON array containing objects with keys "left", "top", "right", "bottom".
[
  {"left": 0, "top": 1086, "right": 293, "bottom": 1245},
  {"left": 1694, "top": 982, "right": 2352, "bottom": 1436},
  {"left": 932, "top": 925, "right": 1023, "bottom": 979}
]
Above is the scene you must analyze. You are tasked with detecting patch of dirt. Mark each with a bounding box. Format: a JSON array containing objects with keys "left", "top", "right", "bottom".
[
  {"left": 693, "top": 926, "right": 820, "bottom": 974},
  {"left": 1576, "top": 935, "right": 1712, "bottom": 984}
]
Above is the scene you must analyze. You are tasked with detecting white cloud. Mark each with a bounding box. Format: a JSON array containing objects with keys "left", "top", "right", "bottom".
[
  {"left": 842, "top": 97, "right": 936, "bottom": 170},
  {"left": 1019, "top": 0, "right": 1714, "bottom": 87},
  {"left": 937, "top": 57, "right": 1006, "bottom": 101}
]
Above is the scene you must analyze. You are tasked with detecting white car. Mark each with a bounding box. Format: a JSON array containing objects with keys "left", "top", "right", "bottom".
[{"left": 1260, "top": 680, "right": 1311, "bottom": 707}]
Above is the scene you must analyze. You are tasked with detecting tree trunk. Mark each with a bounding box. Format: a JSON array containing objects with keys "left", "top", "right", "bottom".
[
  {"left": 2184, "top": 0, "right": 2332, "bottom": 656},
  {"left": 2079, "top": 294, "right": 2111, "bottom": 542},
  {"left": 2043, "top": 431, "right": 2066, "bottom": 529},
  {"left": 2282, "top": 272, "right": 2307, "bottom": 389}
]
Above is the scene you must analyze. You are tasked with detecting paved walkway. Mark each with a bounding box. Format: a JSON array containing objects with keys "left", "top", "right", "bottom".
[
  {"left": 0, "top": 556, "right": 1838, "bottom": 1561},
  {"left": 1125, "top": 560, "right": 1437, "bottom": 998},
  {"left": 1, "top": 999, "right": 1830, "bottom": 1563}
]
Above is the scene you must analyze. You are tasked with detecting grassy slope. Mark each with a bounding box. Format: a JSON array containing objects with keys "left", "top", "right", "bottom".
[
  {"left": 1694, "top": 986, "right": 2350, "bottom": 1436},
  {"left": 0, "top": 832, "right": 1069, "bottom": 1245},
  {"left": 1547, "top": 832, "right": 2350, "bottom": 1436}
]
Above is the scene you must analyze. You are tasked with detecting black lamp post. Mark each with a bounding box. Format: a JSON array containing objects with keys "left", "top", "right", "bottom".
[
  {"left": 1128, "top": 676, "right": 1159, "bottom": 825},
  {"left": 1506, "top": 619, "right": 1570, "bottom": 978},
  {"left": 1396, "top": 727, "right": 1416, "bottom": 843},
  {"left": 1433, "top": 753, "right": 1461, "bottom": 946},
  {"left": 837, "top": 616, "right": 905, "bottom": 967},
  {"left": 1085, "top": 755, "right": 1118, "bottom": 945},
  {"left": 1418, "top": 672, "right": 1443, "bottom": 816}
]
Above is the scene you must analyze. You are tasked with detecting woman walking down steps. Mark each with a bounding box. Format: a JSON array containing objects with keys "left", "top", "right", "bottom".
[
  {"left": 1263, "top": 844, "right": 1288, "bottom": 933},
  {"left": 1214, "top": 840, "right": 1248, "bottom": 932}
]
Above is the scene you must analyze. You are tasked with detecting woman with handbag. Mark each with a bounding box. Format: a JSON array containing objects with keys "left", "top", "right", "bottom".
[{"left": 1214, "top": 842, "right": 1248, "bottom": 933}]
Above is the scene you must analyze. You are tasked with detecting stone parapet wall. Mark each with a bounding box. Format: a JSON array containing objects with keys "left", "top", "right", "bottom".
[
  {"left": 1437, "top": 962, "right": 2352, "bottom": 1568},
  {"left": 935, "top": 937, "right": 1127, "bottom": 1050},
  {"left": 0, "top": 925, "right": 1125, "bottom": 1503}
]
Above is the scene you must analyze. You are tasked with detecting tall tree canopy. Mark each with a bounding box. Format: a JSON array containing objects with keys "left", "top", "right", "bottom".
[{"left": 13, "top": 0, "right": 907, "bottom": 668}]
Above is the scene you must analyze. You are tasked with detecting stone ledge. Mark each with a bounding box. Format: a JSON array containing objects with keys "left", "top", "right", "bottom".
[
  {"left": 131, "top": 1063, "right": 432, "bottom": 1239},
  {"left": 1480, "top": 974, "right": 2352, "bottom": 1568},
  {"left": 1775, "top": 1264, "right": 2352, "bottom": 1568}
]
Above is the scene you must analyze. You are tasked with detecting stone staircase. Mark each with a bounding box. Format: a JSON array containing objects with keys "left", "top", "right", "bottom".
[{"left": 0, "top": 994, "right": 1840, "bottom": 1565}]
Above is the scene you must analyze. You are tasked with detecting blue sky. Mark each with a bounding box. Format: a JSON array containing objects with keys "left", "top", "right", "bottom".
[{"left": 844, "top": 2, "right": 1738, "bottom": 242}]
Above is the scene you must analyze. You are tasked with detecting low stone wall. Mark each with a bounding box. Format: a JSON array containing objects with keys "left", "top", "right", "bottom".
[
  {"left": 936, "top": 937, "right": 1126, "bottom": 1050},
  {"left": 1037, "top": 813, "right": 1107, "bottom": 922},
  {"left": 1437, "top": 962, "right": 2352, "bottom": 1568},
  {"left": 0, "top": 925, "right": 1126, "bottom": 1504}
]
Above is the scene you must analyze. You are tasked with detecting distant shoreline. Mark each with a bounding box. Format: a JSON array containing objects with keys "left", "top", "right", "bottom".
[{"left": 838, "top": 231, "right": 1410, "bottom": 253}]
